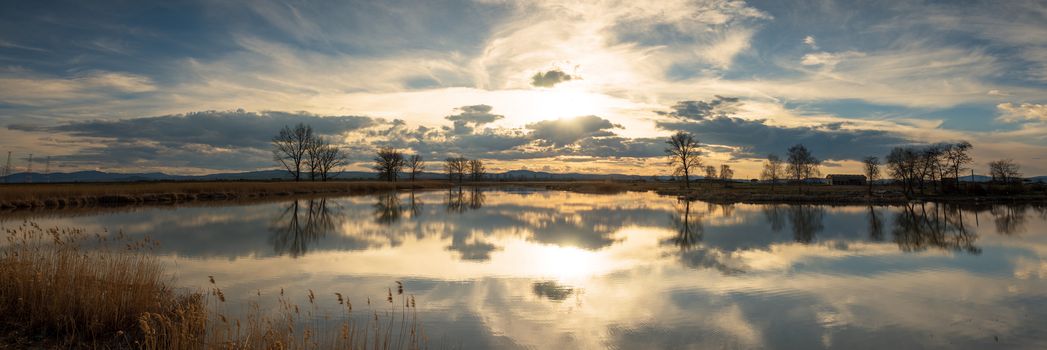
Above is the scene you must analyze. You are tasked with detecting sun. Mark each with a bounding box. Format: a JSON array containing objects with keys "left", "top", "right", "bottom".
[
  {"left": 490, "top": 83, "right": 623, "bottom": 125},
  {"left": 532, "top": 245, "right": 606, "bottom": 282}
]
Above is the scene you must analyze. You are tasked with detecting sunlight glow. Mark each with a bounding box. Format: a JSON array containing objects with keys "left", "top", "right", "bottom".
[{"left": 530, "top": 245, "right": 607, "bottom": 282}]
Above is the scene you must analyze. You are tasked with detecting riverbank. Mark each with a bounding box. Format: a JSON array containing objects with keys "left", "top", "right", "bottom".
[
  {"left": 1, "top": 180, "right": 1044, "bottom": 210},
  {"left": 0, "top": 222, "right": 424, "bottom": 349},
  {"left": 530, "top": 181, "right": 1047, "bottom": 204},
  {"left": 0, "top": 180, "right": 451, "bottom": 209}
]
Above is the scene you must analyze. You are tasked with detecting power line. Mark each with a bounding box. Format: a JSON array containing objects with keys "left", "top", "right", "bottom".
[
  {"left": 44, "top": 156, "right": 51, "bottom": 183},
  {"left": 1, "top": 151, "right": 10, "bottom": 183},
  {"left": 26, "top": 154, "right": 32, "bottom": 184}
]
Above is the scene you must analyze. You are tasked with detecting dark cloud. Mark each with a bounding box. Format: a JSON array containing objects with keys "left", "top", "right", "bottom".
[
  {"left": 443, "top": 104, "right": 506, "bottom": 136},
  {"left": 370, "top": 112, "right": 662, "bottom": 161},
  {"left": 48, "top": 139, "right": 275, "bottom": 171},
  {"left": 656, "top": 96, "right": 740, "bottom": 121},
  {"left": 658, "top": 116, "right": 914, "bottom": 161},
  {"left": 574, "top": 136, "right": 665, "bottom": 158},
  {"left": 445, "top": 105, "right": 504, "bottom": 125},
  {"left": 526, "top": 115, "right": 621, "bottom": 147},
  {"left": 10, "top": 109, "right": 377, "bottom": 149},
  {"left": 530, "top": 69, "right": 573, "bottom": 87},
  {"left": 7, "top": 110, "right": 379, "bottom": 171}
]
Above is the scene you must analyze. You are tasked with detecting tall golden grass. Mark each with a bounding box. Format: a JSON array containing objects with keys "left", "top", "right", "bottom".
[
  {"left": 0, "top": 221, "right": 198, "bottom": 347},
  {"left": 0, "top": 222, "right": 426, "bottom": 349},
  {"left": 0, "top": 181, "right": 449, "bottom": 209}
]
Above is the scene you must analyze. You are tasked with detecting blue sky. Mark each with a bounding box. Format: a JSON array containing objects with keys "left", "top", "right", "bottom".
[{"left": 1, "top": 0, "right": 1045, "bottom": 176}]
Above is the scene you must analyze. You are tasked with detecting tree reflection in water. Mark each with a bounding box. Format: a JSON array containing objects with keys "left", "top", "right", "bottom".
[
  {"left": 373, "top": 192, "right": 404, "bottom": 225},
  {"left": 762, "top": 204, "right": 786, "bottom": 233},
  {"left": 990, "top": 204, "right": 1027, "bottom": 235},
  {"left": 893, "top": 203, "right": 979, "bottom": 254},
  {"left": 408, "top": 191, "right": 423, "bottom": 219},
  {"left": 867, "top": 206, "right": 885, "bottom": 241},
  {"left": 444, "top": 187, "right": 496, "bottom": 261},
  {"left": 670, "top": 199, "right": 704, "bottom": 250},
  {"left": 668, "top": 199, "right": 745, "bottom": 274},
  {"left": 446, "top": 187, "right": 485, "bottom": 213},
  {"left": 788, "top": 205, "right": 825, "bottom": 244},
  {"left": 269, "top": 198, "right": 337, "bottom": 258}
]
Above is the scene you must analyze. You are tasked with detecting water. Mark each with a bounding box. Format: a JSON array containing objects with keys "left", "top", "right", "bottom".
[{"left": 3, "top": 189, "right": 1046, "bottom": 349}]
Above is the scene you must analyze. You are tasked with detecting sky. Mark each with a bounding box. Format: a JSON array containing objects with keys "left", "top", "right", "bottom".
[{"left": 0, "top": 0, "right": 1045, "bottom": 177}]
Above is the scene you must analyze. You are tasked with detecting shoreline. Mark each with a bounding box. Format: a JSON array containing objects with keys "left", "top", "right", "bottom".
[{"left": 1, "top": 180, "right": 1044, "bottom": 211}]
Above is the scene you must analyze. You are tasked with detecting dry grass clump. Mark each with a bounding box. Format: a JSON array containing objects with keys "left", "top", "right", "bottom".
[
  {"left": 0, "top": 221, "right": 426, "bottom": 349},
  {"left": 170, "top": 279, "right": 427, "bottom": 350},
  {"left": 0, "top": 181, "right": 449, "bottom": 209},
  {"left": 0, "top": 221, "right": 205, "bottom": 347}
]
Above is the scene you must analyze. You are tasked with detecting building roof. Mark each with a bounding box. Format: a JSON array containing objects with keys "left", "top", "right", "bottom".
[{"left": 825, "top": 174, "right": 866, "bottom": 179}]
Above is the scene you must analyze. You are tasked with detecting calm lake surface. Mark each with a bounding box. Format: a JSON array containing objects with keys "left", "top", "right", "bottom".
[{"left": 4, "top": 189, "right": 1047, "bottom": 349}]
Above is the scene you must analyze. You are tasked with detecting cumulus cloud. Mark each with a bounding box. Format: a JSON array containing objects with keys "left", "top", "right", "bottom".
[
  {"left": 574, "top": 136, "right": 665, "bottom": 158},
  {"left": 996, "top": 102, "right": 1047, "bottom": 123},
  {"left": 531, "top": 69, "right": 574, "bottom": 87},
  {"left": 45, "top": 139, "right": 275, "bottom": 172},
  {"left": 443, "top": 104, "right": 505, "bottom": 134},
  {"left": 10, "top": 110, "right": 377, "bottom": 149},
  {"left": 445, "top": 105, "right": 504, "bottom": 125},
  {"left": 658, "top": 116, "right": 914, "bottom": 161},
  {"left": 803, "top": 35, "right": 817, "bottom": 49},
  {"left": 801, "top": 51, "right": 866, "bottom": 68},
  {"left": 656, "top": 96, "right": 740, "bottom": 121},
  {"left": 526, "top": 115, "right": 621, "bottom": 146},
  {"left": 7, "top": 110, "right": 379, "bottom": 172}
]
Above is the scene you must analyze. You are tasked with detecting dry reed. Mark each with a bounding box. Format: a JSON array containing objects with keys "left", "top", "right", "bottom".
[
  {"left": 0, "top": 221, "right": 202, "bottom": 348},
  {"left": 0, "top": 222, "right": 426, "bottom": 349},
  {"left": 0, "top": 181, "right": 449, "bottom": 209}
]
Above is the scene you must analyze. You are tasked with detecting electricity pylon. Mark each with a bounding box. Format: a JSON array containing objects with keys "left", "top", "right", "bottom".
[
  {"left": 1, "top": 151, "right": 10, "bottom": 183},
  {"left": 26, "top": 154, "right": 32, "bottom": 183},
  {"left": 44, "top": 156, "right": 51, "bottom": 183}
]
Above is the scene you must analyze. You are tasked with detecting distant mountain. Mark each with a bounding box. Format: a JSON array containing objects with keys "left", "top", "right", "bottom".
[
  {"left": 0, "top": 169, "right": 664, "bottom": 183},
  {"left": 2, "top": 169, "right": 1041, "bottom": 184},
  {"left": 958, "top": 174, "right": 993, "bottom": 183}
]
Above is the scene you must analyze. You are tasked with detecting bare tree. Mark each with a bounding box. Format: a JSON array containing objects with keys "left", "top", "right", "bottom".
[
  {"left": 704, "top": 165, "right": 717, "bottom": 185},
  {"left": 944, "top": 141, "right": 973, "bottom": 187},
  {"left": 445, "top": 157, "right": 467, "bottom": 183},
  {"left": 760, "top": 154, "right": 784, "bottom": 193},
  {"left": 917, "top": 144, "right": 946, "bottom": 194},
  {"left": 406, "top": 154, "right": 425, "bottom": 181},
  {"left": 304, "top": 136, "right": 326, "bottom": 181},
  {"left": 719, "top": 164, "right": 733, "bottom": 187},
  {"left": 374, "top": 148, "right": 404, "bottom": 182},
  {"left": 665, "top": 132, "right": 702, "bottom": 188},
  {"left": 863, "top": 156, "right": 880, "bottom": 195},
  {"left": 313, "top": 141, "right": 347, "bottom": 181},
  {"left": 989, "top": 159, "right": 1021, "bottom": 184},
  {"left": 272, "top": 123, "right": 313, "bottom": 181},
  {"left": 887, "top": 146, "right": 921, "bottom": 196},
  {"left": 468, "top": 159, "right": 486, "bottom": 181},
  {"left": 787, "top": 144, "right": 820, "bottom": 193}
]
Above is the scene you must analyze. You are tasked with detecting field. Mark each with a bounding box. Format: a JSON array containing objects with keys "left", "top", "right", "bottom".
[
  {"left": 1, "top": 180, "right": 1044, "bottom": 210},
  {"left": 0, "top": 181, "right": 450, "bottom": 209}
]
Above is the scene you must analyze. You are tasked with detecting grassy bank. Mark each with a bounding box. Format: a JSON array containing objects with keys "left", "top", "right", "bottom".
[
  {"left": 0, "top": 181, "right": 451, "bottom": 209},
  {"left": 1, "top": 180, "right": 1044, "bottom": 210},
  {"left": 0, "top": 222, "right": 424, "bottom": 349}
]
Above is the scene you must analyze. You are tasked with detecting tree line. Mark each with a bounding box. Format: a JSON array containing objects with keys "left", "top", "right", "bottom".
[
  {"left": 273, "top": 123, "right": 488, "bottom": 182},
  {"left": 372, "top": 148, "right": 487, "bottom": 182},
  {"left": 272, "top": 123, "right": 348, "bottom": 181},
  {"left": 666, "top": 131, "right": 821, "bottom": 192},
  {"left": 665, "top": 131, "right": 1022, "bottom": 196},
  {"left": 274, "top": 124, "right": 1021, "bottom": 190}
]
